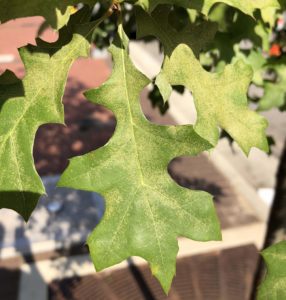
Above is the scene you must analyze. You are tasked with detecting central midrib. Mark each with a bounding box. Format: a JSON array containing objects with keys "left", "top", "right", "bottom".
[
  {"left": 119, "top": 34, "right": 166, "bottom": 273},
  {"left": 120, "top": 42, "right": 145, "bottom": 187}
]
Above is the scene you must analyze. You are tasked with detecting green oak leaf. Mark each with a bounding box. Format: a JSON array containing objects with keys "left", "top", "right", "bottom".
[
  {"left": 136, "top": 5, "right": 216, "bottom": 103},
  {"left": 135, "top": 4, "right": 268, "bottom": 153},
  {"left": 59, "top": 25, "right": 221, "bottom": 293},
  {"left": 258, "top": 241, "right": 286, "bottom": 300},
  {"left": 0, "top": 9, "right": 97, "bottom": 220},
  {"left": 156, "top": 45, "right": 269, "bottom": 154},
  {"left": 136, "top": 5, "right": 217, "bottom": 57},
  {"left": 0, "top": 0, "right": 98, "bottom": 29},
  {"left": 129, "top": 0, "right": 280, "bottom": 16}
]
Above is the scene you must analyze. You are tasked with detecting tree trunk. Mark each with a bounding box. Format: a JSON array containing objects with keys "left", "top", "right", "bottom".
[{"left": 251, "top": 140, "right": 286, "bottom": 299}]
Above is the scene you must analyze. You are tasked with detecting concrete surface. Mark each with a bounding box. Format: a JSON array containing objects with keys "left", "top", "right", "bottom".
[{"left": 0, "top": 176, "right": 104, "bottom": 256}]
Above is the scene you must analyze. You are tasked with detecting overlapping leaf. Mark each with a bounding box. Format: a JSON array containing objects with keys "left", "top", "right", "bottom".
[
  {"left": 0, "top": 9, "right": 97, "bottom": 220},
  {"left": 136, "top": 5, "right": 217, "bottom": 57},
  {"left": 136, "top": 5, "right": 268, "bottom": 154},
  {"left": 59, "top": 25, "right": 221, "bottom": 292},
  {"left": 0, "top": 0, "right": 98, "bottom": 29},
  {"left": 156, "top": 45, "right": 268, "bottom": 154},
  {"left": 258, "top": 241, "right": 286, "bottom": 299},
  {"left": 136, "top": 5, "right": 216, "bottom": 100}
]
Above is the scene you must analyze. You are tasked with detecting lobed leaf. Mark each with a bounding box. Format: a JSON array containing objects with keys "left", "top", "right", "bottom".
[
  {"left": 135, "top": 4, "right": 268, "bottom": 154},
  {"left": 59, "top": 25, "right": 221, "bottom": 293},
  {"left": 156, "top": 45, "right": 269, "bottom": 154},
  {"left": 0, "top": 9, "right": 96, "bottom": 220},
  {"left": 136, "top": 5, "right": 217, "bottom": 57}
]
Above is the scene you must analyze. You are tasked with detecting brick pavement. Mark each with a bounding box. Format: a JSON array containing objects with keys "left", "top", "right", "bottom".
[{"left": 48, "top": 245, "right": 258, "bottom": 300}]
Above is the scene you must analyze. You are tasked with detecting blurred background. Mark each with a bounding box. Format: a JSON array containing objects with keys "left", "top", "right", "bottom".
[{"left": 0, "top": 3, "right": 286, "bottom": 300}]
